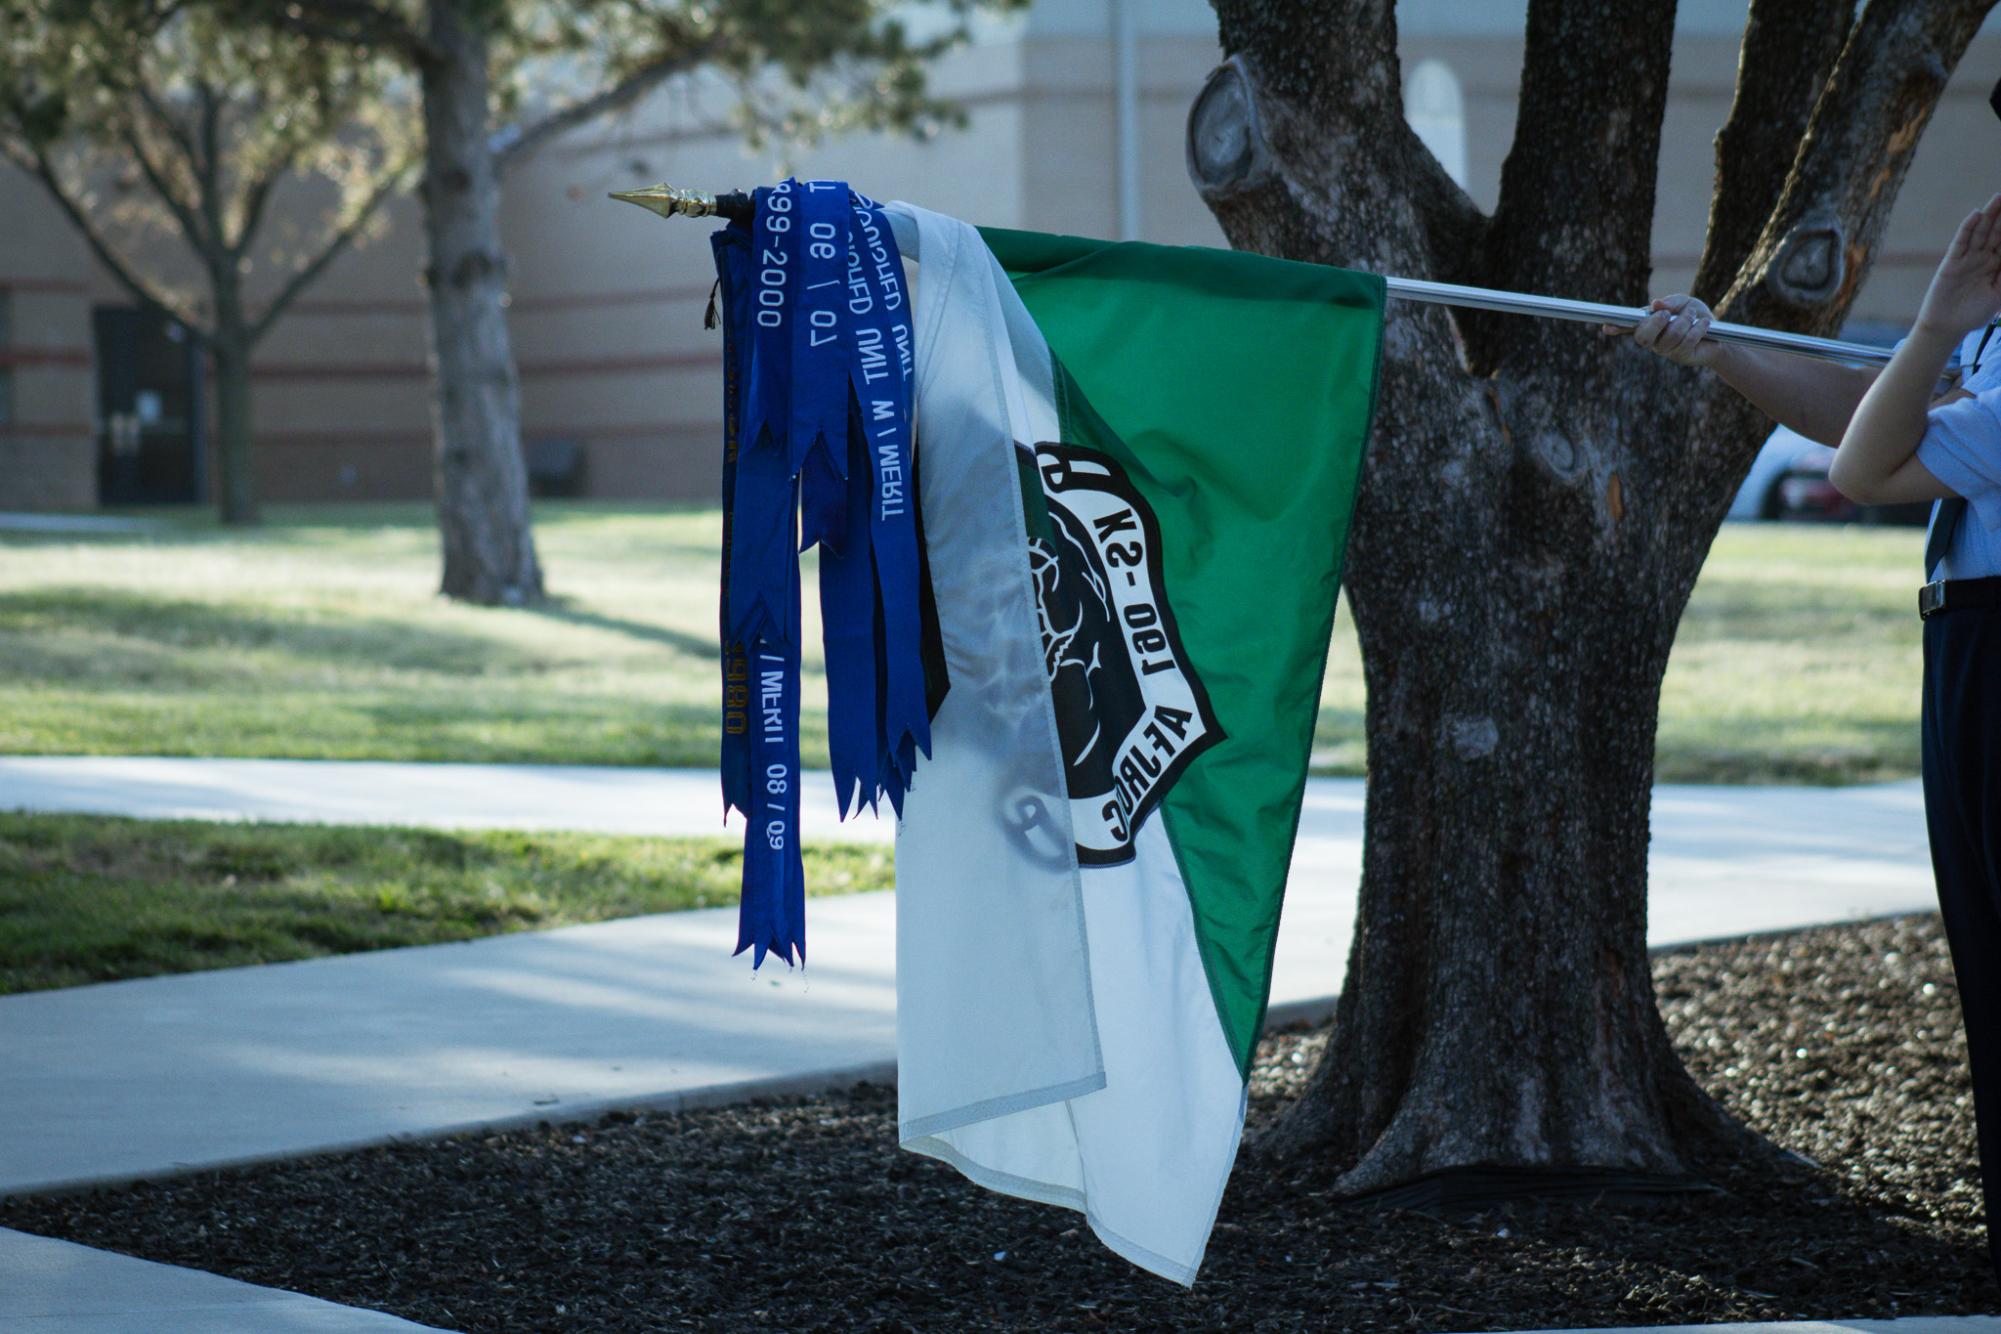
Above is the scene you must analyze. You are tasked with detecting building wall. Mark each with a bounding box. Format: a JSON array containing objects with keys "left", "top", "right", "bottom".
[
  {"left": 5, "top": 5, "right": 2001, "bottom": 511},
  {"left": 495, "top": 38, "right": 1032, "bottom": 503},
  {"left": 227, "top": 192, "right": 434, "bottom": 503},
  {"left": 0, "top": 183, "right": 96, "bottom": 510}
]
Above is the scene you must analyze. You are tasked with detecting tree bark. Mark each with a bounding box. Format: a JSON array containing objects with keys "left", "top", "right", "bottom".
[
  {"left": 210, "top": 323, "right": 258, "bottom": 527},
  {"left": 1690, "top": 0, "right": 1854, "bottom": 307},
  {"left": 1190, "top": 0, "right": 1991, "bottom": 1195},
  {"left": 418, "top": 0, "right": 542, "bottom": 605}
]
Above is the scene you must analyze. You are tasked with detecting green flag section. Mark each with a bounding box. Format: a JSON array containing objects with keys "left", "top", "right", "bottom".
[
  {"left": 885, "top": 202, "right": 1380, "bottom": 1286},
  {"left": 985, "top": 225, "right": 1383, "bottom": 1076}
]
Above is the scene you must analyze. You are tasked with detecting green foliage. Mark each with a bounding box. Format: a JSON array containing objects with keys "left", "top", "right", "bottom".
[
  {"left": 244, "top": 0, "right": 1032, "bottom": 158},
  {"left": 513, "top": 0, "right": 1015, "bottom": 146},
  {"left": 0, "top": 0, "right": 414, "bottom": 336},
  {"left": 0, "top": 812, "right": 893, "bottom": 993}
]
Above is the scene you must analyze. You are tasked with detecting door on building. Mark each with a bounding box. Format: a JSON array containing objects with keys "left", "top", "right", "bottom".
[{"left": 94, "top": 306, "right": 204, "bottom": 505}]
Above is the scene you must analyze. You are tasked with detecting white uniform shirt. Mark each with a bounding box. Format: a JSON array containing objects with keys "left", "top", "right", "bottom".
[{"left": 1917, "top": 320, "right": 2001, "bottom": 580}]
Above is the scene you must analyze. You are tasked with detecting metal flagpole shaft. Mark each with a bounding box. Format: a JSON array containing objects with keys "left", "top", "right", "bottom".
[
  {"left": 1387, "top": 276, "right": 1892, "bottom": 368},
  {"left": 609, "top": 185, "right": 1893, "bottom": 369}
]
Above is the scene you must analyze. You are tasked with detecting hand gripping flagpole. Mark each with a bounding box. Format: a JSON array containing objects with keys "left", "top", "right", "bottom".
[{"left": 611, "top": 183, "right": 1894, "bottom": 369}]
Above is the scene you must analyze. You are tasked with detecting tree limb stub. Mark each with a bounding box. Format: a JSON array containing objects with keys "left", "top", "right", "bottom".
[
  {"left": 1725, "top": 0, "right": 1996, "bottom": 331},
  {"left": 1691, "top": 0, "right": 1854, "bottom": 305},
  {"left": 1767, "top": 209, "right": 1847, "bottom": 306},
  {"left": 1185, "top": 57, "right": 1276, "bottom": 200}
]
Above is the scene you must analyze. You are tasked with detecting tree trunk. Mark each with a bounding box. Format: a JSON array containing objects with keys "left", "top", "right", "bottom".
[
  {"left": 1190, "top": 50, "right": 1748, "bottom": 1188},
  {"left": 210, "top": 324, "right": 258, "bottom": 526},
  {"left": 1190, "top": 0, "right": 1989, "bottom": 1197},
  {"left": 418, "top": 0, "right": 542, "bottom": 605}
]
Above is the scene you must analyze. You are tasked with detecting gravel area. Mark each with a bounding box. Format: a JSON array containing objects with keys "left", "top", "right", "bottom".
[{"left": 5, "top": 913, "right": 1998, "bottom": 1332}]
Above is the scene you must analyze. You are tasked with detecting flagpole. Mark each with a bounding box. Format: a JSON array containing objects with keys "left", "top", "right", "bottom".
[{"left": 610, "top": 184, "right": 1895, "bottom": 369}]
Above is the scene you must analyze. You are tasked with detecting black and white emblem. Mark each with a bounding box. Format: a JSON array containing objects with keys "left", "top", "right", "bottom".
[{"left": 1025, "top": 442, "right": 1222, "bottom": 865}]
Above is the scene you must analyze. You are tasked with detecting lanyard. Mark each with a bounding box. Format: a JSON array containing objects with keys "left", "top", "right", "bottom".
[{"left": 1970, "top": 319, "right": 1999, "bottom": 379}]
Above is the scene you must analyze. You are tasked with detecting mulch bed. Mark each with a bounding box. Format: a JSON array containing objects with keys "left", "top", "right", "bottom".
[{"left": 6, "top": 913, "right": 1998, "bottom": 1332}]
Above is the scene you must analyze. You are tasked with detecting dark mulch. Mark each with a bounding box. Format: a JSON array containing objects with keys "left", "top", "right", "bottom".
[{"left": 5, "top": 914, "right": 1998, "bottom": 1332}]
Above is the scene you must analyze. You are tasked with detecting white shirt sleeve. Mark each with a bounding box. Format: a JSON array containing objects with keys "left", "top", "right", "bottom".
[{"left": 1917, "top": 388, "right": 2001, "bottom": 531}]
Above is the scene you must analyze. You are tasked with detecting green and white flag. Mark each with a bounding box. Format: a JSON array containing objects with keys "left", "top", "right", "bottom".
[{"left": 883, "top": 203, "right": 1382, "bottom": 1285}]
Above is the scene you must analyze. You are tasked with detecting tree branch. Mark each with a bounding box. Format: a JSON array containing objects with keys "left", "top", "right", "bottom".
[
  {"left": 247, "top": 164, "right": 409, "bottom": 345},
  {"left": 1479, "top": 0, "right": 1676, "bottom": 313},
  {"left": 492, "top": 43, "right": 714, "bottom": 174},
  {"left": 1212, "top": 0, "right": 1396, "bottom": 113},
  {"left": 1721, "top": 0, "right": 1999, "bottom": 333},
  {"left": 1452, "top": 0, "right": 1676, "bottom": 378},
  {"left": 118, "top": 122, "right": 214, "bottom": 258},
  {"left": 195, "top": 81, "right": 228, "bottom": 265},
  {"left": 132, "top": 80, "right": 202, "bottom": 179},
  {"left": 1399, "top": 119, "right": 1490, "bottom": 287},
  {"left": 233, "top": 159, "right": 283, "bottom": 258},
  {"left": 253, "top": 0, "right": 437, "bottom": 67},
  {"left": 2, "top": 140, "right": 197, "bottom": 331},
  {"left": 1690, "top": 0, "right": 1855, "bottom": 305},
  {"left": 1676, "top": 0, "right": 1999, "bottom": 534}
]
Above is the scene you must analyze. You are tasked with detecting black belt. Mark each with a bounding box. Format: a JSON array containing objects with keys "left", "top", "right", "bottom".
[{"left": 1920, "top": 576, "right": 2001, "bottom": 619}]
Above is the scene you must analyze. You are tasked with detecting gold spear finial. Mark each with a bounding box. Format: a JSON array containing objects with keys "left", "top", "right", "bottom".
[{"left": 609, "top": 183, "right": 719, "bottom": 220}]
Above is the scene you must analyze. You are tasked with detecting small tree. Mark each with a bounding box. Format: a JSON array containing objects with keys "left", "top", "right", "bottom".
[
  {"left": 1186, "top": 0, "right": 1994, "bottom": 1193},
  {"left": 246, "top": 0, "right": 1015, "bottom": 604},
  {"left": 0, "top": 0, "right": 412, "bottom": 525}
]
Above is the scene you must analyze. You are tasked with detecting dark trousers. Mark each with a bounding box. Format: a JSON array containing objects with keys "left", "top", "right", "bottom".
[{"left": 1921, "top": 605, "right": 2001, "bottom": 1278}]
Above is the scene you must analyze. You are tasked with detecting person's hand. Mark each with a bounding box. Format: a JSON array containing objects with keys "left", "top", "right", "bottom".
[
  {"left": 1603, "top": 294, "right": 1719, "bottom": 368},
  {"left": 1917, "top": 193, "right": 2001, "bottom": 339}
]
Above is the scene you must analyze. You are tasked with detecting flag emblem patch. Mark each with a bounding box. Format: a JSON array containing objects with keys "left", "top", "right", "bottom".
[{"left": 1025, "top": 441, "right": 1223, "bottom": 864}]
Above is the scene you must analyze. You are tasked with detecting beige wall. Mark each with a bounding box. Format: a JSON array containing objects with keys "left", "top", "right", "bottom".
[
  {"left": 6, "top": 13, "right": 2001, "bottom": 511},
  {"left": 0, "top": 180, "right": 97, "bottom": 509}
]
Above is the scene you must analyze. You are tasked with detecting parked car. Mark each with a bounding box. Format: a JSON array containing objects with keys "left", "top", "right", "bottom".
[
  {"left": 1729, "top": 314, "right": 1927, "bottom": 526},
  {"left": 1729, "top": 425, "right": 1830, "bottom": 521},
  {"left": 1728, "top": 425, "right": 1930, "bottom": 525}
]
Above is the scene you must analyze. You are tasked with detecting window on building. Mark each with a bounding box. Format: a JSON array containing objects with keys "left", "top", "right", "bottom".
[{"left": 1404, "top": 59, "right": 1468, "bottom": 191}]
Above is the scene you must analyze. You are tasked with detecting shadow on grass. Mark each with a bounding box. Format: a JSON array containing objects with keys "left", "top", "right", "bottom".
[
  {"left": 523, "top": 596, "right": 718, "bottom": 660},
  {"left": 0, "top": 501, "right": 723, "bottom": 558},
  {"left": 1653, "top": 717, "right": 1922, "bottom": 785},
  {"left": 0, "top": 588, "right": 548, "bottom": 677}
]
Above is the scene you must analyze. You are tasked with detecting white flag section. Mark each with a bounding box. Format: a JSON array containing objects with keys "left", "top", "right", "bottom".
[{"left": 883, "top": 203, "right": 1250, "bottom": 1286}]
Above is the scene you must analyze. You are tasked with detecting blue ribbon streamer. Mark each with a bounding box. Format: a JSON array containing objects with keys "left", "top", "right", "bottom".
[
  {"left": 819, "top": 408, "right": 882, "bottom": 817},
  {"left": 845, "top": 200, "right": 929, "bottom": 811},
  {"left": 707, "top": 179, "right": 934, "bottom": 967},
  {"left": 729, "top": 181, "right": 799, "bottom": 651},
  {"left": 730, "top": 182, "right": 806, "bottom": 966},
  {"left": 711, "top": 226, "right": 754, "bottom": 822},
  {"left": 793, "top": 183, "right": 853, "bottom": 554}
]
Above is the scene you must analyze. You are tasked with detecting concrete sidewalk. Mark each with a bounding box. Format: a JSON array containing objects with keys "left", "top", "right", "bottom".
[
  {"left": 1490, "top": 1323, "right": 2001, "bottom": 1334},
  {"left": 0, "top": 755, "right": 892, "bottom": 843},
  {"left": 0, "top": 1226, "right": 447, "bottom": 1331},
  {"left": 0, "top": 756, "right": 1941, "bottom": 946},
  {"left": 0, "top": 758, "right": 1957, "bottom": 1333},
  {"left": 0, "top": 758, "right": 1940, "bottom": 1197}
]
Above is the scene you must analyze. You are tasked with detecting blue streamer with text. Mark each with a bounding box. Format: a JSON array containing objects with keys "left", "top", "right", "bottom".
[{"left": 707, "top": 179, "right": 931, "bottom": 967}]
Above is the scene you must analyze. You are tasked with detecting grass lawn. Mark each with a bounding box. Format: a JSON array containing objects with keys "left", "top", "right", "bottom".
[
  {"left": 0, "top": 503, "right": 1925, "bottom": 782},
  {"left": 0, "top": 812, "right": 889, "bottom": 995}
]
